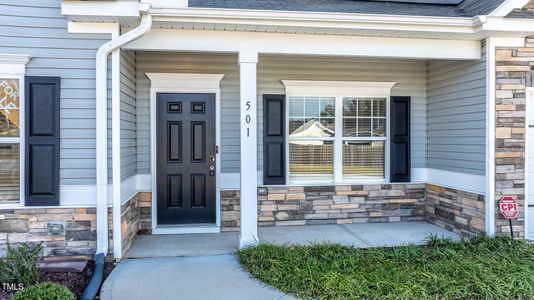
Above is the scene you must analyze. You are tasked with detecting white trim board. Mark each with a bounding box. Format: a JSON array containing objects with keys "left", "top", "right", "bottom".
[
  {"left": 524, "top": 87, "right": 534, "bottom": 240},
  {"left": 146, "top": 73, "right": 225, "bottom": 230},
  {"left": 125, "top": 29, "right": 482, "bottom": 60}
]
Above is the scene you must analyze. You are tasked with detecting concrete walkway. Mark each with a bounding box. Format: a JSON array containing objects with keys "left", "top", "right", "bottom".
[{"left": 101, "top": 222, "right": 459, "bottom": 300}]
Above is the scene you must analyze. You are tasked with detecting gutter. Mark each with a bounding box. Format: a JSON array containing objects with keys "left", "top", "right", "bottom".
[
  {"left": 85, "top": 5, "right": 151, "bottom": 300},
  {"left": 95, "top": 11, "right": 152, "bottom": 256}
]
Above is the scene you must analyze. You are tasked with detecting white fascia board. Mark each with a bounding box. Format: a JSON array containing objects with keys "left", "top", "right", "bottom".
[
  {"left": 151, "top": 8, "right": 479, "bottom": 34},
  {"left": 68, "top": 22, "right": 119, "bottom": 34},
  {"left": 481, "top": 16, "right": 534, "bottom": 32},
  {"left": 489, "top": 0, "right": 532, "bottom": 16},
  {"left": 125, "top": 29, "right": 481, "bottom": 60},
  {"left": 62, "top": 1, "right": 140, "bottom": 18}
]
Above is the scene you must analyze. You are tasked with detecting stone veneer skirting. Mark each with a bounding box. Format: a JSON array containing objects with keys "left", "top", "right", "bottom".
[
  {"left": 221, "top": 184, "right": 485, "bottom": 236},
  {"left": 0, "top": 208, "right": 100, "bottom": 258},
  {"left": 425, "top": 185, "right": 485, "bottom": 235}
]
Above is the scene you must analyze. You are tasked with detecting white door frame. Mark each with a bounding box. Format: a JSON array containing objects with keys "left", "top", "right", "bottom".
[
  {"left": 147, "top": 73, "right": 224, "bottom": 234},
  {"left": 525, "top": 87, "right": 534, "bottom": 240}
]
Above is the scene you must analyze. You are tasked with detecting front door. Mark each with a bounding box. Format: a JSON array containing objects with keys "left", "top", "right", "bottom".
[{"left": 156, "top": 93, "right": 216, "bottom": 225}]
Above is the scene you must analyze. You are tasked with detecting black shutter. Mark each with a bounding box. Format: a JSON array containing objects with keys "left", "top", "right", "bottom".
[
  {"left": 25, "top": 76, "right": 60, "bottom": 206},
  {"left": 390, "top": 96, "right": 411, "bottom": 183},
  {"left": 263, "top": 95, "right": 286, "bottom": 185}
]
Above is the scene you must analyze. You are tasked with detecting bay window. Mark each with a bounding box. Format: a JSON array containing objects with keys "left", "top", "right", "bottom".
[{"left": 283, "top": 80, "right": 396, "bottom": 184}]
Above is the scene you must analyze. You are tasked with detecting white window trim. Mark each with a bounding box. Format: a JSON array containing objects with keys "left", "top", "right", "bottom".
[
  {"left": 0, "top": 54, "right": 31, "bottom": 206},
  {"left": 282, "top": 80, "right": 396, "bottom": 185}
]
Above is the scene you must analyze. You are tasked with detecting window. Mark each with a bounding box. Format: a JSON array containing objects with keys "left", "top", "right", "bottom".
[
  {"left": 283, "top": 80, "right": 395, "bottom": 184},
  {"left": 342, "top": 98, "right": 386, "bottom": 180},
  {"left": 0, "top": 78, "right": 21, "bottom": 203},
  {"left": 288, "top": 96, "right": 335, "bottom": 181}
]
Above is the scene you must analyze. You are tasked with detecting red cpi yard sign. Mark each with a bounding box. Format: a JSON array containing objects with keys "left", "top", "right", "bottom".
[{"left": 499, "top": 196, "right": 518, "bottom": 219}]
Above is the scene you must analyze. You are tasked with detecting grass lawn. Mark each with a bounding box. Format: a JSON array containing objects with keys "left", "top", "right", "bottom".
[{"left": 237, "top": 236, "right": 534, "bottom": 299}]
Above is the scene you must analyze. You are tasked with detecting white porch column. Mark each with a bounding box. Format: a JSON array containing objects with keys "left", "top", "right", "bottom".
[{"left": 239, "top": 51, "right": 259, "bottom": 248}]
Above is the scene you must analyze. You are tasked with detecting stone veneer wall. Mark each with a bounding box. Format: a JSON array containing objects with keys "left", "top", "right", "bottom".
[
  {"left": 425, "top": 185, "right": 485, "bottom": 235},
  {"left": 138, "top": 192, "right": 152, "bottom": 233},
  {"left": 221, "top": 184, "right": 427, "bottom": 231},
  {"left": 495, "top": 36, "right": 534, "bottom": 237},
  {"left": 0, "top": 208, "right": 101, "bottom": 258},
  {"left": 120, "top": 194, "right": 139, "bottom": 257}
]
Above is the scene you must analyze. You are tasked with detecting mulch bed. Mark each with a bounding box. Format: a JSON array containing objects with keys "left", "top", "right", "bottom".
[{"left": 0, "top": 261, "right": 115, "bottom": 300}]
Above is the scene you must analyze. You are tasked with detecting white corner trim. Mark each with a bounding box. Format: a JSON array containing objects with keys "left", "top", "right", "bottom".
[
  {"left": 489, "top": 0, "right": 532, "bottom": 16},
  {"left": 146, "top": 73, "right": 225, "bottom": 90},
  {"left": 67, "top": 22, "right": 119, "bottom": 34},
  {"left": 524, "top": 87, "right": 534, "bottom": 241},
  {"left": 281, "top": 80, "right": 396, "bottom": 97},
  {"left": 0, "top": 54, "right": 31, "bottom": 74}
]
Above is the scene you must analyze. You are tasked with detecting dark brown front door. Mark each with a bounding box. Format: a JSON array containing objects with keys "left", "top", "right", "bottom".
[{"left": 156, "top": 93, "right": 216, "bottom": 225}]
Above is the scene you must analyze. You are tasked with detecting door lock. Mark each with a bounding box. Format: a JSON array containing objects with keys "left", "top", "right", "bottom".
[
  {"left": 210, "top": 155, "right": 215, "bottom": 162},
  {"left": 209, "top": 165, "right": 215, "bottom": 176}
]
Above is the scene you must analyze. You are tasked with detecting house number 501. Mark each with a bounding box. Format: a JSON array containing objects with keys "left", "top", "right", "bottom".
[{"left": 245, "top": 101, "right": 251, "bottom": 137}]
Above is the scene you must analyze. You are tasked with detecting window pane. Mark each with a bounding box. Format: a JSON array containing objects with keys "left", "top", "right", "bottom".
[
  {"left": 289, "top": 97, "right": 304, "bottom": 118},
  {"left": 343, "top": 141, "right": 384, "bottom": 179},
  {"left": 289, "top": 140, "right": 333, "bottom": 181},
  {"left": 343, "top": 119, "right": 357, "bottom": 137},
  {"left": 0, "top": 79, "right": 20, "bottom": 137},
  {"left": 0, "top": 144, "right": 19, "bottom": 202},
  {"left": 358, "top": 98, "right": 372, "bottom": 117},
  {"left": 304, "top": 97, "right": 320, "bottom": 117},
  {"left": 357, "top": 118, "right": 372, "bottom": 137},
  {"left": 373, "top": 118, "right": 386, "bottom": 137},
  {"left": 289, "top": 118, "right": 305, "bottom": 136},
  {"left": 343, "top": 98, "right": 357, "bottom": 117},
  {"left": 373, "top": 98, "right": 386, "bottom": 117},
  {"left": 320, "top": 97, "right": 335, "bottom": 117}
]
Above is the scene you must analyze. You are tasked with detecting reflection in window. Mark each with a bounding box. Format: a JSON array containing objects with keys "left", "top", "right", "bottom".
[
  {"left": 289, "top": 96, "right": 335, "bottom": 181},
  {"left": 0, "top": 78, "right": 20, "bottom": 203},
  {"left": 343, "top": 98, "right": 386, "bottom": 137},
  {"left": 0, "top": 79, "right": 20, "bottom": 137}
]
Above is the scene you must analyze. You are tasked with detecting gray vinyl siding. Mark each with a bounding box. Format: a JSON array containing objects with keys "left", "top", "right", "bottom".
[
  {"left": 427, "top": 51, "right": 486, "bottom": 175},
  {"left": 135, "top": 52, "right": 427, "bottom": 175},
  {"left": 0, "top": 0, "right": 110, "bottom": 185},
  {"left": 120, "top": 50, "right": 137, "bottom": 180}
]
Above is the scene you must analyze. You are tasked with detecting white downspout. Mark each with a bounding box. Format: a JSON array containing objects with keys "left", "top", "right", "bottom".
[{"left": 95, "top": 11, "right": 152, "bottom": 256}]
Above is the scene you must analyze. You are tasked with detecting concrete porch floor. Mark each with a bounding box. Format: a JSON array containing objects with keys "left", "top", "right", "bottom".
[
  {"left": 101, "top": 222, "right": 459, "bottom": 300},
  {"left": 125, "top": 221, "right": 459, "bottom": 258}
]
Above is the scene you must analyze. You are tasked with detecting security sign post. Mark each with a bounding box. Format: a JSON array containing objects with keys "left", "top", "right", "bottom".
[{"left": 499, "top": 196, "right": 518, "bottom": 237}]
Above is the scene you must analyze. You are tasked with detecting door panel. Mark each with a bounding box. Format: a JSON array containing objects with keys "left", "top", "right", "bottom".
[{"left": 157, "top": 93, "right": 216, "bottom": 225}]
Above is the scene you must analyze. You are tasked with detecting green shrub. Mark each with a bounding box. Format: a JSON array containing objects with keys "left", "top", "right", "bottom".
[
  {"left": 12, "top": 282, "right": 74, "bottom": 300},
  {"left": 0, "top": 243, "right": 43, "bottom": 286}
]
